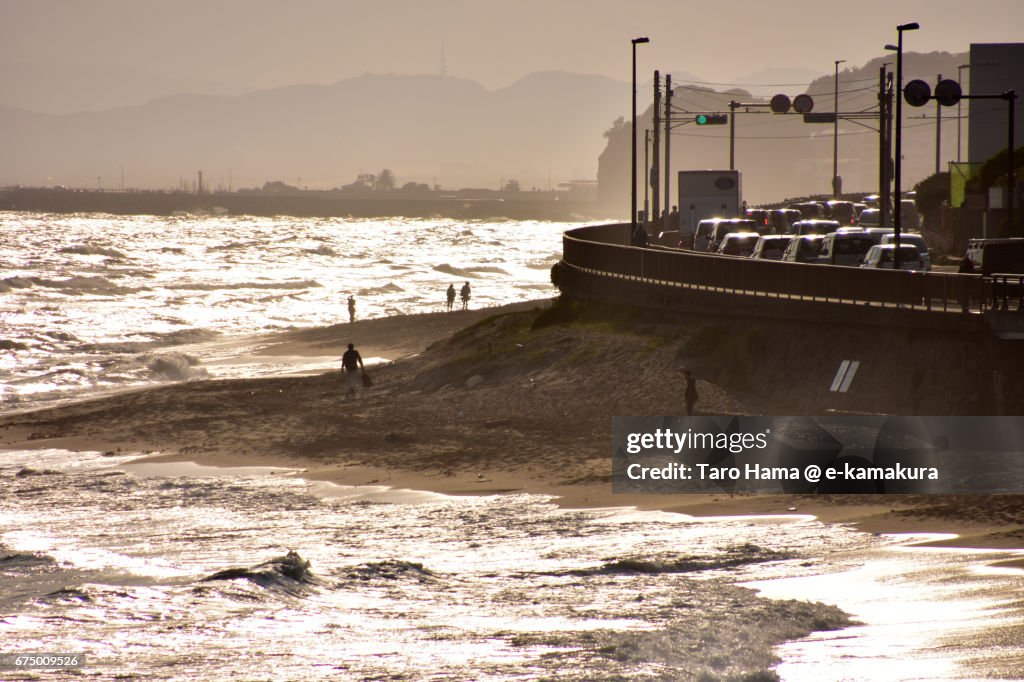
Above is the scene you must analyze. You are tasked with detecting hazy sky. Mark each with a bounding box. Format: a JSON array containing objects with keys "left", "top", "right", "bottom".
[{"left": 4, "top": 0, "right": 1023, "bottom": 93}]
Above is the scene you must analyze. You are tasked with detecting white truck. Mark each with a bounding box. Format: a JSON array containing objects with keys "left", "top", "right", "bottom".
[{"left": 676, "top": 170, "right": 742, "bottom": 240}]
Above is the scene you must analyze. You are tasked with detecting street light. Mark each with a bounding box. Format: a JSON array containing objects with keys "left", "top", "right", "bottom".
[
  {"left": 833, "top": 59, "right": 846, "bottom": 197},
  {"left": 631, "top": 36, "right": 649, "bottom": 241},
  {"left": 954, "top": 62, "right": 970, "bottom": 162},
  {"left": 892, "top": 21, "right": 919, "bottom": 270}
]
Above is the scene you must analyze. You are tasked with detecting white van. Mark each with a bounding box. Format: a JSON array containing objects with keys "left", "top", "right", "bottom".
[
  {"left": 880, "top": 233, "right": 932, "bottom": 271},
  {"left": 781, "top": 234, "right": 825, "bottom": 264},
  {"left": 964, "top": 238, "right": 1024, "bottom": 275},
  {"left": 707, "top": 218, "right": 758, "bottom": 252},
  {"left": 860, "top": 244, "right": 925, "bottom": 270},
  {"left": 693, "top": 218, "right": 722, "bottom": 251},
  {"left": 751, "top": 235, "right": 793, "bottom": 260},
  {"left": 818, "top": 231, "right": 877, "bottom": 267}
]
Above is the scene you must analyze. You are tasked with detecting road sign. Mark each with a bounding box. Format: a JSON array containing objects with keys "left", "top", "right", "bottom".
[
  {"left": 803, "top": 112, "right": 837, "bottom": 123},
  {"left": 904, "top": 79, "right": 932, "bottom": 107},
  {"left": 793, "top": 94, "right": 814, "bottom": 113},
  {"left": 934, "top": 79, "right": 963, "bottom": 106},
  {"left": 770, "top": 94, "right": 791, "bottom": 113}
]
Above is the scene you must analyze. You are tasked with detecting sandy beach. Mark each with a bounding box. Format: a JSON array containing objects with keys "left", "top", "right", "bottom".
[{"left": 3, "top": 297, "right": 1024, "bottom": 563}]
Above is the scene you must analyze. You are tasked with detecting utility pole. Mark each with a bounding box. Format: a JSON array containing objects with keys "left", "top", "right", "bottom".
[
  {"left": 833, "top": 59, "right": 846, "bottom": 196},
  {"left": 664, "top": 74, "right": 672, "bottom": 220},
  {"left": 644, "top": 129, "right": 650, "bottom": 224},
  {"left": 879, "top": 66, "right": 893, "bottom": 227},
  {"left": 935, "top": 73, "right": 943, "bottom": 175},
  {"left": 652, "top": 71, "right": 661, "bottom": 225},
  {"left": 729, "top": 101, "right": 737, "bottom": 170}
]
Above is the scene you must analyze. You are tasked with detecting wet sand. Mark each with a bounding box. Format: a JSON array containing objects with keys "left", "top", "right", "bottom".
[{"left": 3, "top": 299, "right": 1024, "bottom": 559}]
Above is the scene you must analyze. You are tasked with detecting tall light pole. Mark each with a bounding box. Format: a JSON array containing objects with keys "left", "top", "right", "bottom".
[
  {"left": 957, "top": 63, "right": 970, "bottom": 163},
  {"left": 644, "top": 128, "right": 650, "bottom": 225},
  {"left": 892, "top": 21, "right": 919, "bottom": 270},
  {"left": 833, "top": 59, "right": 846, "bottom": 197},
  {"left": 631, "top": 36, "right": 649, "bottom": 239}
]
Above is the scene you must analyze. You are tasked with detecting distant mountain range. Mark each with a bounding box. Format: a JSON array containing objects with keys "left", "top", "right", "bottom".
[
  {"left": 0, "top": 70, "right": 630, "bottom": 192},
  {"left": 0, "top": 54, "right": 968, "bottom": 204}
]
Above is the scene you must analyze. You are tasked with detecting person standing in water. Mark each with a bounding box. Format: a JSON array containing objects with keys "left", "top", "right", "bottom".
[
  {"left": 460, "top": 281, "right": 471, "bottom": 310},
  {"left": 347, "top": 295, "right": 356, "bottom": 323},
  {"left": 446, "top": 284, "right": 456, "bottom": 311}
]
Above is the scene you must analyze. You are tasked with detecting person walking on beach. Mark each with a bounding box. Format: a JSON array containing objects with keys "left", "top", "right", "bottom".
[
  {"left": 347, "top": 295, "right": 356, "bottom": 323},
  {"left": 682, "top": 368, "right": 699, "bottom": 416},
  {"left": 341, "top": 343, "right": 365, "bottom": 399},
  {"left": 460, "top": 281, "right": 471, "bottom": 310},
  {"left": 446, "top": 283, "right": 456, "bottom": 311}
]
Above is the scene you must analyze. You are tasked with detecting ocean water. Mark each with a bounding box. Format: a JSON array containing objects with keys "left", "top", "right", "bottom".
[
  {"left": 0, "top": 212, "right": 577, "bottom": 413},
  {"left": 2, "top": 450, "right": 1023, "bottom": 680},
  {"left": 3, "top": 212, "right": 1024, "bottom": 679}
]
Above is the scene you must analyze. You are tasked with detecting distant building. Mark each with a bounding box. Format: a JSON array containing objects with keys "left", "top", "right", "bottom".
[{"left": 967, "top": 43, "right": 1024, "bottom": 166}]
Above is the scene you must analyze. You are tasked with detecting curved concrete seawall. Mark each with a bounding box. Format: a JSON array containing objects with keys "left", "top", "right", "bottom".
[{"left": 555, "top": 223, "right": 1024, "bottom": 415}]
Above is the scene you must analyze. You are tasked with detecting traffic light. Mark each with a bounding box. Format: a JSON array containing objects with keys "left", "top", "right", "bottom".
[{"left": 695, "top": 114, "right": 728, "bottom": 125}]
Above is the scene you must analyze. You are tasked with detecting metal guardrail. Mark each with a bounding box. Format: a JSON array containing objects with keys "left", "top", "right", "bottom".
[{"left": 563, "top": 223, "right": 993, "bottom": 315}]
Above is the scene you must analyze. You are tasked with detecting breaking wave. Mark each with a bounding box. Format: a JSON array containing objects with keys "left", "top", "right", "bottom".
[
  {"left": 143, "top": 353, "right": 209, "bottom": 381},
  {"left": 59, "top": 244, "right": 129, "bottom": 259}
]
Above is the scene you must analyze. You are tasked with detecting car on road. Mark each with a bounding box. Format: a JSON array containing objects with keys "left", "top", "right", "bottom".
[
  {"left": 793, "top": 219, "right": 842, "bottom": 235},
  {"left": 825, "top": 200, "right": 858, "bottom": 227},
  {"left": 963, "top": 238, "right": 1024, "bottom": 275},
  {"left": 751, "top": 235, "right": 793, "bottom": 260},
  {"left": 781, "top": 234, "right": 825, "bottom": 263},
  {"left": 818, "top": 231, "right": 877, "bottom": 267},
  {"left": 791, "top": 201, "right": 826, "bottom": 219},
  {"left": 900, "top": 200, "right": 920, "bottom": 230},
  {"left": 744, "top": 208, "right": 773, "bottom": 231},
  {"left": 857, "top": 208, "right": 882, "bottom": 227},
  {"left": 860, "top": 244, "right": 925, "bottom": 270},
  {"left": 880, "top": 233, "right": 932, "bottom": 271},
  {"left": 716, "top": 232, "right": 761, "bottom": 257},
  {"left": 769, "top": 208, "right": 802, "bottom": 234},
  {"left": 708, "top": 218, "right": 761, "bottom": 251}
]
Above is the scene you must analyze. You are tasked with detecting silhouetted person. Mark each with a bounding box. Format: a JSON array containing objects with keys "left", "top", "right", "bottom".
[
  {"left": 460, "top": 281, "right": 471, "bottom": 310},
  {"left": 446, "top": 283, "right": 456, "bottom": 311},
  {"left": 631, "top": 223, "right": 648, "bottom": 247},
  {"left": 347, "top": 295, "right": 356, "bottom": 323},
  {"left": 683, "top": 368, "right": 699, "bottom": 416},
  {"left": 668, "top": 205, "right": 679, "bottom": 230},
  {"left": 341, "top": 343, "right": 364, "bottom": 399}
]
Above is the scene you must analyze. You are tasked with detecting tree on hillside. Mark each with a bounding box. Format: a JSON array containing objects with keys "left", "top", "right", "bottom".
[
  {"left": 964, "top": 146, "right": 1024, "bottom": 195},
  {"left": 913, "top": 172, "right": 950, "bottom": 214},
  {"left": 376, "top": 169, "right": 396, "bottom": 192},
  {"left": 340, "top": 172, "right": 376, "bottom": 191},
  {"left": 603, "top": 116, "right": 626, "bottom": 140},
  {"left": 503, "top": 179, "right": 521, "bottom": 192},
  {"left": 261, "top": 180, "right": 299, "bottom": 193},
  {"left": 913, "top": 171, "right": 949, "bottom": 234}
]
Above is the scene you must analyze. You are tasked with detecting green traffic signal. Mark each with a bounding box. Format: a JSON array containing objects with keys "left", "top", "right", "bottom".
[{"left": 695, "top": 114, "right": 728, "bottom": 125}]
